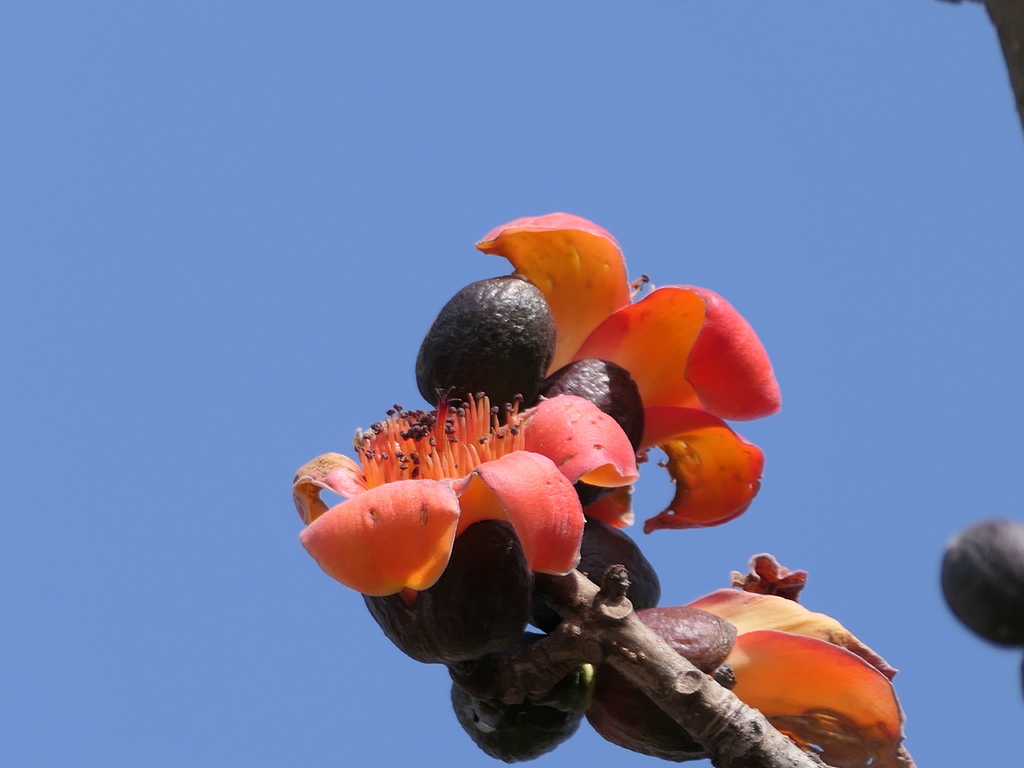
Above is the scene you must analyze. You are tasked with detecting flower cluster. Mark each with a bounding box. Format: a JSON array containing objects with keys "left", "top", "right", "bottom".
[{"left": 292, "top": 214, "right": 909, "bottom": 767}]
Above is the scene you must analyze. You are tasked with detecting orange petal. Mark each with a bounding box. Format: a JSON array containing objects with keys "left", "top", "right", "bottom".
[
  {"left": 299, "top": 479, "right": 460, "bottom": 596},
  {"left": 477, "top": 213, "right": 631, "bottom": 372},
  {"left": 292, "top": 452, "right": 367, "bottom": 523},
  {"left": 726, "top": 630, "right": 906, "bottom": 768},
  {"left": 452, "top": 451, "right": 584, "bottom": 575},
  {"left": 523, "top": 395, "right": 639, "bottom": 487},
  {"left": 574, "top": 287, "right": 706, "bottom": 411},
  {"left": 687, "top": 589, "right": 897, "bottom": 679},
  {"left": 584, "top": 485, "right": 635, "bottom": 529},
  {"left": 640, "top": 408, "right": 763, "bottom": 532},
  {"left": 685, "top": 287, "right": 781, "bottom": 420}
]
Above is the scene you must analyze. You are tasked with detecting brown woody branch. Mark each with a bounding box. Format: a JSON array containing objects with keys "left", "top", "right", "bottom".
[{"left": 453, "top": 567, "right": 876, "bottom": 768}]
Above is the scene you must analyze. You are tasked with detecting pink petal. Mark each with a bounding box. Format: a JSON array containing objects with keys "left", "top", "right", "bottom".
[
  {"left": 523, "top": 395, "right": 639, "bottom": 487},
  {"left": 684, "top": 287, "right": 781, "bottom": 421},
  {"left": 452, "top": 451, "right": 584, "bottom": 575}
]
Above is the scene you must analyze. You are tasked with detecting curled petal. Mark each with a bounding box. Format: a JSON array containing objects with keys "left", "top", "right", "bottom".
[
  {"left": 584, "top": 486, "right": 635, "bottom": 529},
  {"left": 452, "top": 452, "right": 584, "bottom": 575},
  {"left": 299, "top": 480, "right": 460, "bottom": 596},
  {"left": 574, "top": 287, "right": 706, "bottom": 411},
  {"left": 685, "top": 287, "right": 781, "bottom": 420},
  {"left": 688, "top": 589, "right": 897, "bottom": 679},
  {"left": 477, "top": 213, "right": 631, "bottom": 372},
  {"left": 292, "top": 452, "right": 367, "bottom": 523},
  {"left": 523, "top": 395, "right": 639, "bottom": 487},
  {"left": 730, "top": 553, "right": 808, "bottom": 602},
  {"left": 726, "top": 630, "right": 906, "bottom": 768},
  {"left": 640, "top": 408, "right": 763, "bottom": 532}
]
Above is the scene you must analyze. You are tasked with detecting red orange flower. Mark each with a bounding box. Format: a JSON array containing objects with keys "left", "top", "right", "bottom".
[
  {"left": 478, "top": 213, "right": 780, "bottom": 531},
  {"left": 689, "top": 588, "right": 909, "bottom": 768},
  {"left": 293, "top": 394, "right": 638, "bottom": 595}
]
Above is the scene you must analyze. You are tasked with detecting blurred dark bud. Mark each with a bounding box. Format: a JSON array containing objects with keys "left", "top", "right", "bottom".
[
  {"left": 941, "top": 518, "right": 1024, "bottom": 646},
  {"left": 450, "top": 682, "right": 584, "bottom": 763}
]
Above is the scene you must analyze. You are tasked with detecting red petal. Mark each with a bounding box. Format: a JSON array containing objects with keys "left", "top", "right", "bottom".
[
  {"left": 685, "top": 287, "right": 781, "bottom": 420},
  {"left": 574, "top": 287, "right": 705, "bottom": 411},
  {"left": 452, "top": 452, "right": 584, "bottom": 575},
  {"left": 523, "top": 395, "right": 639, "bottom": 487},
  {"left": 727, "top": 630, "right": 906, "bottom": 768},
  {"left": 640, "top": 408, "right": 764, "bottom": 532},
  {"left": 477, "top": 213, "right": 631, "bottom": 372},
  {"left": 299, "top": 480, "right": 460, "bottom": 595},
  {"left": 584, "top": 485, "right": 635, "bottom": 529}
]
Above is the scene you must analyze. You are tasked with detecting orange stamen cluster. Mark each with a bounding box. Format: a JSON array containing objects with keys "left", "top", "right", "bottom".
[{"left": 355, "top": 395, "right": 526, "bottom": 488}]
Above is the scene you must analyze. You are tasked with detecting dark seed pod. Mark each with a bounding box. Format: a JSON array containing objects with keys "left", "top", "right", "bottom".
[
  {"left": 450, "top": 682, "right": 584, "bottom": 763},
  {"left": 531, "top": 517, "right": 661, "bottom": 632},
  {"left": 941, "top": 518, "right": 1024, "bottom": 646},
  {"left": 539, "top": 359, "right": 644, "bottom": 506},
  {"left": 364, "top": 520, "right": 532, "bottom": 664},
  {"left": 587, "top": 667, "right": 706, "bottom": 762},
  {"left": 416, "top": 276, "right": 556, "bottom": 408},
  {"left": 586, "top": 606, "right": 736, "bottom": 761},
  {"left": 634, "top": 606, "right": 737, "bottom": 673}
]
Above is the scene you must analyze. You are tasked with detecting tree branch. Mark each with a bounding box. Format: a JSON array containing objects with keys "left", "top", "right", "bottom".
[{"left": 454, "top": 567, "right": 904, "bottom": 768}]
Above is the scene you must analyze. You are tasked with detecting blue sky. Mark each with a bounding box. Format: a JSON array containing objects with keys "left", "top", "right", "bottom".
[{"left": 3, "top": 2, "right": 1023, "bottom": 766}]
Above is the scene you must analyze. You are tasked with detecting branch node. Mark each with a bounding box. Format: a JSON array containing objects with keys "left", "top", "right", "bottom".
[
  {"left": 673, "top": 667, "right": 705, "bottom": 696},
  {"left": 594, "top": 564, "right": 634, "bottom": 621}
]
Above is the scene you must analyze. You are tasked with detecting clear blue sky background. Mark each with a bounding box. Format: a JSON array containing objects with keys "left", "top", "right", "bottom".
[{"left": 3, "top": 2, "right": 1023, "bottom": 767}]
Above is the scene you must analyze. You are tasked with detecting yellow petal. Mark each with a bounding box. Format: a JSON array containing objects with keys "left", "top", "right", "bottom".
[
  {"left": 477, "top": 213, "right": 631, "bottom": 372},
  {"left": 687, "top": 589, "right": 897, "bottom": 678}
]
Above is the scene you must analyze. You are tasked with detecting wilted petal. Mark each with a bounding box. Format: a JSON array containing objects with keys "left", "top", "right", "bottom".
[
  {"left": 452, "top": 451, "right": 584, "bottom": 576},
  {"left": 726, "top": 630, "right": 906, "bottom": 768},
  {"left": 688, "top": 589, "right": 897, "bottom": 679},
  {"left": 730, "top": 553, "right": 808, "bottom": 601},
  {"left": 640, "top": 408, "right": 763, "bottom": 532},
  {"left": 684, "top": 287, "right": 781, "bottom": 421},
  {"left": 574, "top": 287, "right": 706, "bottom": 411},
  {"left": 523, "top": 395, "right": 639, "bottom": 487},
  {"left": 292, "top": 452, "right": 368, "bottom": 523},
  {"left": 477, "top": 213, "right": 631, "bottom": 372},
  {"left": 299, "top": 479, "right": 460, "bottom": 596},
  {"left": 584, "top": 486, "right": 635, "bottom": 529}
]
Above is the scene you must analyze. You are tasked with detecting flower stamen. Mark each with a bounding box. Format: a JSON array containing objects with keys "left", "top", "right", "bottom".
[{"left": 355, "top": 395, "right": 526, "bottom": 488}]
